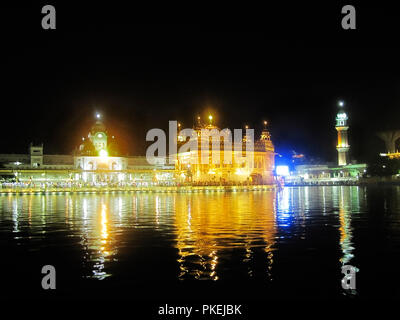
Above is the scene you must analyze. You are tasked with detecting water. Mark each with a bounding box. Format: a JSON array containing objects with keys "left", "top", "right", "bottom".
[{"left": 1, "top": 186, "right": 400, "bottom": 300}]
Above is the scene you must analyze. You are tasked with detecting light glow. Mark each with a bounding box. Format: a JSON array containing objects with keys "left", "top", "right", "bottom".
[
  {"left": 99, "top": 149, "right": 108, "bottom": 158},
  {"left": 337, "top": 112, "right": 347, "bottom": 120},
  {"left": 235, "top": 168, "right": 247, "bottom": 175},
  {"left": 276, "top": 165, "right": 290, "bottom": 176}
]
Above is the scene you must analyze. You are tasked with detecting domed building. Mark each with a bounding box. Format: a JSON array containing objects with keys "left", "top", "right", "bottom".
[
  {"left": 175, "top": 115, "right": 275, "bottom": 184},
  {"left": 0, "top": 112, "right": 275, "bottom": 186},
  {"left": 74, "top": 116, "right": 128, "bottom": 183},
  {"left": 286, "top": 101, "right": 367, "bottom": 186}
]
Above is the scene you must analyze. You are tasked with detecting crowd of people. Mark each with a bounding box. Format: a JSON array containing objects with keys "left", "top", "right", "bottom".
[
  {"left": 0, "top": 180, "right": 177, "bottom": 190},
  {"left": 0, "top": 179, "right": 264, "bottom": 190}
]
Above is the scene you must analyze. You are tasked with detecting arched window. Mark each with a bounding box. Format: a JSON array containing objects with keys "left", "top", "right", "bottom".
[{"left": 87, "top": 162, "right": 94, "bottom": 170}]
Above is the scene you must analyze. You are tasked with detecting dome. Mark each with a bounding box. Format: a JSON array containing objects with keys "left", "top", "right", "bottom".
[
  {"left": 336, "top": 112, "right": 348, "bottom": 120},
  {"left": 90, "top": 120, "right": 107, "bottom": 135},
  {"left": 77, "top": 139, "right": 96, "bottom": 156}
]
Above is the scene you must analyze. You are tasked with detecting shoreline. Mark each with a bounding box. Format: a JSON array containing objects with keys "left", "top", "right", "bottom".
[
  {"left": 2, "top": 181, "right": 399, "bottom": 195},
  {"left": 285, "top": 180, "right": 400, "bottom": 187},
  {"left": 0, "top": 184, "right": 276, "bottom": 195}
]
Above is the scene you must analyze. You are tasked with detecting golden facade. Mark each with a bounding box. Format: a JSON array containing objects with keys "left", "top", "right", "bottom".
[{"left": 175, "top": 118, "right": 275, "bottom": 184}]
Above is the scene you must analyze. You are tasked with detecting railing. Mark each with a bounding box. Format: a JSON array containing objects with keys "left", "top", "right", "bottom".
[{"left": 284, "top": 177, "right": 360, "bottom": 186}]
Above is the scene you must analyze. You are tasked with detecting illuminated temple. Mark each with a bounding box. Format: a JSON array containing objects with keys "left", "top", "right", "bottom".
[
  {"left": 0, "top": 114, "right": 275, "bottom": 186},
  {"left": 176, "top": 117, "right": 275, "bottom": 184}
]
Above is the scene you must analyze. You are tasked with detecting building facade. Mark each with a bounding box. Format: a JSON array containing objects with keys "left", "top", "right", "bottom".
[
  {"left": 175, "top": 117, "right": 275, "bottom": 184},
  {"left": 336, "top": 109, "right": 350, "bottom": 166},
  {"left": 284, "top": 103, "right": 367, "bottom": 185},
  {"left": 0, "top": 114, "right": 276, "bottom": 186}
]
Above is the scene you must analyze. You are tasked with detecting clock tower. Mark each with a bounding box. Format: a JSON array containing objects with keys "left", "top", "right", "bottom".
[
  {"left": 89, "top": 113, "right": 108, "bottom": 155},
  {"left": 335, "top": 101, "right": 350, "bottom": 166}
]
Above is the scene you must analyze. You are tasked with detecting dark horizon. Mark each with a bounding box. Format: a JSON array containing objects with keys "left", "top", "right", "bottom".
[{"left": 2, "top": 4, "right": 400, "bottom": 164}]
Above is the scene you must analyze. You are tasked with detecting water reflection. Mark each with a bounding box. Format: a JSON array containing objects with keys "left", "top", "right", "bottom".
[
  {"left": 79, "top": 198, "right": 119, "bottom": 280},
  {"left": 12, "top": 198, "right": 19, "bottom": 233},
  {"left": 174, "top": 192, "right": 277, "bottom": 280},
  {"left": 2, "top": 186, "right": 400, "bottom": 294},
  {"left": 276, "top": 188, "right": 292, "bottom": 228},
  {"left": 338, "top": 187, "right": 355, "bottom": 266},
  {"left": 0, "top": 189, "right": 351, "bottom": 282}
]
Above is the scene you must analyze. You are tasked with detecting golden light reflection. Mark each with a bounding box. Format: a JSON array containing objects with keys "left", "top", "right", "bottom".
[
  {"left": 155, "top": 196, "right": 160, "bottom": 225},
  {"left": 174, "top": 192, "right": 277, "bottom": 280},
  {"left": 5, "top": 192, "right": 277, "bottom": 282},
  {"left": 28, "top": 195, "right": 32, "bottom": 226},
  {"left": 83, "top": 198, "right": 88, "bottom": 223},
  {"left": 65, "top": 196, "right": 69, "bottom": 222},
  {"left": 84, "top": 199, "right": 116, "bottom": 280},
  {"left": 338, "top": 187, "right": 355, "bottom": 265},
  {"left": 101, "top": 203, "right": 109, "bottom": 243}
]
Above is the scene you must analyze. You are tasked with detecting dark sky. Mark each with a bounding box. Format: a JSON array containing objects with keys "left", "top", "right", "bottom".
[{"left": 1, "top": 3, "right": 400, "bottom": 163}]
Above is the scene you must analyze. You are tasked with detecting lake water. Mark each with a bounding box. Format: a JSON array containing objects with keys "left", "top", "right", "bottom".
[{"left": 1, "top": 186, "right": 400, "bottom": 300}]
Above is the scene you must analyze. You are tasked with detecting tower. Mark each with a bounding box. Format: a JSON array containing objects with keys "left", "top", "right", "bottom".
[
  {"left": 30, "top": 143, "right": 43, "bottom": 168},
  {"left": 259, "top": 121, "right": 275, "bottom": 184},
  {"left": 335, "top": 102, "right": 350, "bottom": 166},
  {"left": 88, "top": 113, "right": 108, "bottom": 155},
  {"left": 260, "top": 121, "right": 274, "bottom": 152}
]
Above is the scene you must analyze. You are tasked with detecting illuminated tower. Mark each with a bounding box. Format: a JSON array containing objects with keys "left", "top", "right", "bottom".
[
  {"left": 89, "top": 113, "right": 108, "bottom": 155},
  {"left": 335, "top": 102, "right": 350, "bottom": 166},
  {"left": 260, "top": 121, "right": 274, "bottom": 151},
  {"left": 259, "top": 120, "right": 275, "bottom": 184}
]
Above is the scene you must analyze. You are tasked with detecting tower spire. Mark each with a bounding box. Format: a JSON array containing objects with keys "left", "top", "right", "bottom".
[
  {"left": 260, "top": 120, "right": 274, "bottom": 152},
  {"left": 335, "top": 101, "right": 350, "bottom": 166}
]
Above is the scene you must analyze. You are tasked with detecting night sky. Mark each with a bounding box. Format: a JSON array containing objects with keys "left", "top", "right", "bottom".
[{"left": 2, "top": 3, "right": 400, "bottom": 164}]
